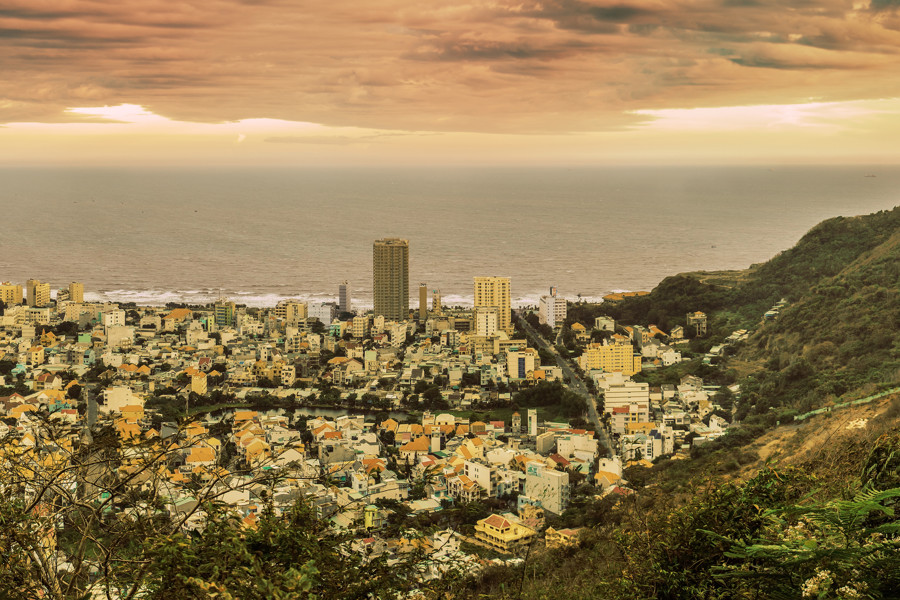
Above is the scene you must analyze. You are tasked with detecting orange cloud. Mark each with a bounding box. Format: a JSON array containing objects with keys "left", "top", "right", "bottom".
[{"left": 1, "top": 0, "right": 900, "bottom": 162}]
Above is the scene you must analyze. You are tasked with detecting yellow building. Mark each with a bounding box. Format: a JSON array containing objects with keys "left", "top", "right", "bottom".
[
  {"left": 418, "top": 282, "right": 428, "bottom": 321},
  {"left": 0, "top": 282, "right": 23, "bottom": 305},
  {"left": 507, "top": 347, "right": 538, "bottom": 380},
  {"left": 68, "top": 282, "right": 84, "bottom": 304},
  {"left": 275, "top": 300, "right": 307, "bottom": 323},
  {"left": 578, "top": 341, "right": 641, "bottom": 375},
  {"left": 27, "top": 346, "right": 45, "bottom": 366},
  {"left": 474, "top": 276, "right": 512, "bottom": 334},
  {"left": 364, "top": 505, "right": 387, "bottom": 530},
  {"left": 474, "top": 513, "right": 535, "bottom": 552},
  {"left": 545, "top": 527, "right": 583, "bottom": 549},
  {"left": 26, "top": 279, "right": 50, "bottom": 308},
  {"left": 191, "top": 372, "right": 208, "bottom": 395}
]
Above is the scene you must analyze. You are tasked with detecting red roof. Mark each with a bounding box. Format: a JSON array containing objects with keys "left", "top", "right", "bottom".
[
  {"left": 549, "top": 453, "right": 571, "bottom": 467},
  {"left": 483, "top": 514, "right": 511, "bottom": 529}
]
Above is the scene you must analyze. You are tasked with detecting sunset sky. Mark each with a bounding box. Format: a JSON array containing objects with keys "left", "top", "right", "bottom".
[{"left": 3, "top": 0, "right": 900, "bottom": 165}]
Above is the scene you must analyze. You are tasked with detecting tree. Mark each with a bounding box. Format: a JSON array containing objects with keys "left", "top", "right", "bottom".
[
  {"left": 65, "top": 383, "right": 81, "bottom": 401},
  {"left": 0, "top": 417, "right": 464, "bottom": 599}
]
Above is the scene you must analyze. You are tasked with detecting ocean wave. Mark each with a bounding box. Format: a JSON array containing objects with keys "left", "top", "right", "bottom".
[{"left": 80, "top": 289, "right": 615, "bottom": 309}]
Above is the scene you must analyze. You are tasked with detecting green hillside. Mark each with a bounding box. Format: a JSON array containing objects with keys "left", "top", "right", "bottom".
[
  {"left": 569, "top": 206, "right": 900, "bottom": 417},
  {"left": 466, "top": 206, "right": 900, "bottom": 599}
]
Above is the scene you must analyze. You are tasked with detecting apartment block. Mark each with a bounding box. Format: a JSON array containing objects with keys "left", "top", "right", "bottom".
[{"left": 473, "top": 276, "right": 511, "bottom": 334}]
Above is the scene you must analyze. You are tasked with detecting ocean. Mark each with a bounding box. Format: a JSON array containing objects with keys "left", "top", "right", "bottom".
[{"left": 2, "top": 165, "right": 898, "bottom": 308}]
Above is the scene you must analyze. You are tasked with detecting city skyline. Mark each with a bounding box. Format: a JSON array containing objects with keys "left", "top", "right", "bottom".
[{"left": 1, "top": 1, "right": 899, "bottom": 166}]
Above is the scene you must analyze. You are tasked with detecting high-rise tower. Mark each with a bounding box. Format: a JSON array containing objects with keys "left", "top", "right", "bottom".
[
  {"left": 68, "top": 282, "right": 84, "bottom": 304},
  {"left": 418, "top": 283, "right": 428, "bottom": 321},
  {"left": 338, "top": 281, "right": 351, "bottom": 314},
  {"left": 431, "top": 289, "right": 442, "bottom": 315},
  {"left": 473, "top": 276, "right": 511, "bottom": 334},
  {"left": 373, "top": 238, "right": 409, "bottom": 321},
  {"left": 26, "top": 279, "right": 50, "bottom": 308}
]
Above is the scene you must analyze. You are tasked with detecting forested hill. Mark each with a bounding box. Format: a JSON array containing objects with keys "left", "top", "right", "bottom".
[
  {"left": 567, "top": 206, "right": 899, "bottom": 413},
  {"left": 569, "top": 206, "right": 900, "bottom": 335},
  {"left": 739, "top": 217, "right": 900, "bottom": 412},
  {"left": 746, "top": 206, "right": 900, "bottom": 305}
]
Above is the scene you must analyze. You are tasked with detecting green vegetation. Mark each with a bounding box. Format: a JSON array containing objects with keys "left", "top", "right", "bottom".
[
  {"left": 511, "top": 380, "right": 586, "bottom": 420},
  {"left": 467, "top": 427, "right": 900, "bottom": 599}
]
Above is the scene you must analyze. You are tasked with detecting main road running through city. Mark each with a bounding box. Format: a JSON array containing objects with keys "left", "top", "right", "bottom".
[{"left": 516, "top": 310, "right": 613, "bottom": 458}]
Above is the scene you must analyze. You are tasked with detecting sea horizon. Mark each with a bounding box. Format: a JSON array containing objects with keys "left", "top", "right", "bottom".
[{"left": 3, "top": 164, "right": 898, "bottom": 309}]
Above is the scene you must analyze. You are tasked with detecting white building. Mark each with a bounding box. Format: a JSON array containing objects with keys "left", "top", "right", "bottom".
[
  {"left": 387, "top": 321, "right": 407, "bottom": 347},
  {"left": 309, "top": 302, "right": 336, "bottom": 325},
  {"left": 660, "top": 348, "right": 683, "bottom": 367},
  {"left": 528, "top": 408, "right": 538, "bottom": 436},
  {"left": 464, "top": 460, "right": 498, "bottom": 497},
  {"left": 102, "top": 309, "right": 126, "bottom": 328},
  {"left": 594, "top": 316, "right": 615, "bottom": 332},
  {"left": 101, "top": 386, "right": 144, "bottom": 413},
  {"left": 538, "top": 287, "right": 567, "bottom": 328},
  {"left": 523, "top": 462, "right": 569, "bottom": 515},
  {"left": 595, "top": 372, "right": 650, "bottom": 415},
  {"left": 474, "top": 306, "right": 499, "bottom": 337},
  {"left": 556, "top": 433, "right": 599, "bottom": 463}
]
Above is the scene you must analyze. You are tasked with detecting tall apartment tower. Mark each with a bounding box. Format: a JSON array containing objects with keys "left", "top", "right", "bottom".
[
  {"left": 373, "top": 238, "right": 409, "bottom": 321},
  {"left": 418, "top": 283, "right": 428, "bottom": 321},
  {"left": 431, "top": 289, "right": 442, "bottom": 315},
  {"left": 214, "top": 299, "right": 236, "bottom": 328},
  {"left": 26, "top": 279, "right": 51, "bottom": 308},
  {"left": 68, "top": 282, "right": 84, "bottom": 304},
  {"left": 338, "top": 281, "right": 351, "bottom": 314},
  {"left": 473, "top": 276, "right": 511, "bottom": 334}
]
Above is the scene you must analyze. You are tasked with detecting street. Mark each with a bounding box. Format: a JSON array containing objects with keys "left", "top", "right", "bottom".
[{"left": 516, "top": 311, "right": 613, "bottom": 458}]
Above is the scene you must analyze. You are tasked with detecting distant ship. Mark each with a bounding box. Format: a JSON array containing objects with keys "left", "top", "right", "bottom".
[{"left": 864, "top": 174, "right": 877, "bottom": 178}]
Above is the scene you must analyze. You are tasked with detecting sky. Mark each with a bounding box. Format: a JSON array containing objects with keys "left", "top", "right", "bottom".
[{"left": 3, "top": 0, "right": 900, "bottom": 165}]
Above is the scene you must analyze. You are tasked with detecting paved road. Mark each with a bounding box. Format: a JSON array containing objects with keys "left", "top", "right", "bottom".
[{"left": 516, "top": 311, "right": 613, "bottom": 458}]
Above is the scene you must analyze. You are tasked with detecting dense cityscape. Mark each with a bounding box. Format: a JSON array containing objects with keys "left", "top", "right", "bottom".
[{"left": 0, "top": 235, "right": 756, "bottom": 585}]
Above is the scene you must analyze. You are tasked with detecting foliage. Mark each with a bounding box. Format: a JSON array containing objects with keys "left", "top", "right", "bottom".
[
  {"left": 0, "top": 419, "right": 464, "bottom": 600},
  {"left": 143, "top": 500, "right": 417, "bottom": 600},
  {"left": 705, "top": 486, "right": 900, "bottom": 599},
  {"left": 512, "top": 381, "right": 586, "bottom": 418}
]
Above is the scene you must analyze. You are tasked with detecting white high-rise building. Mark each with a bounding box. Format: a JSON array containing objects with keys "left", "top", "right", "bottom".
[
  {"left": 538, "top": 287, "right": 566, "bottom": 328},
  {"left": 339, "top": 281, "right": 351, "bottom": 314},
  {"left": 102, "top": 309, "right": 126, "bottom": 328}
]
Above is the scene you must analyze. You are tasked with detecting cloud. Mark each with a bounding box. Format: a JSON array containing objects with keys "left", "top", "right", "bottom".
[
  {"left": 0, "top": 0, "right": 899, "bottom": 136},
  {"left": 870, "top": 0, "right": 900, "bottom": 12},
  {"left": 264, "top": 135, "right": 363, "bottom": 145}
]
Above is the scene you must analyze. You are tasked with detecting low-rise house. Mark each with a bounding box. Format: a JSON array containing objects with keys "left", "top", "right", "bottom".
[
  {"left": 473, "top": 513, "right": 535, "bottom": 553},
  {"left": 545, "top": 527, "right": 583, "bottom": 548}
]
